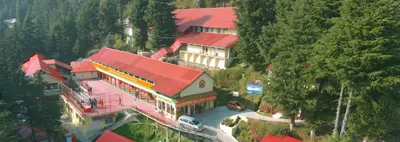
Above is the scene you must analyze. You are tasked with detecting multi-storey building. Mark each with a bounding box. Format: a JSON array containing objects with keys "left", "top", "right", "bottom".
[
  {"left": 22, "top": 54, "right": 71, "bottom": 96},
  {"left": 148, "top": 7, "right": 238, "bottom": 70}
]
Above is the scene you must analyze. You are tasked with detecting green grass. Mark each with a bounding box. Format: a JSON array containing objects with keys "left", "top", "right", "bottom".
[{"left": 113, "top": 115, "right": 194, "bottom": 142}]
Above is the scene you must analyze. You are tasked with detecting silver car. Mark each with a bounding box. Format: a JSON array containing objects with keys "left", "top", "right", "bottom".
[{"left": 177, "top": 115, "right": 204, "bottom": 132}]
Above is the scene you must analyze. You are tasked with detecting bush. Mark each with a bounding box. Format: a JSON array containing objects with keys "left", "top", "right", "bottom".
[
  {"left": 221, "top": 118, "right": 234, "bottom": 127},
  {"left": 115, "top": 112, "right": 125, "bottom": 122},
  {"left": 267, "top": 124, "right": 291, "bottom": 136},
  {"left": 214, "top": 66, "right": 245, "bottom": 90}
]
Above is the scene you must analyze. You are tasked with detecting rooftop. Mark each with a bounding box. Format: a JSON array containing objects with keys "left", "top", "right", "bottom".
[
  {"left": 177, "top": 32, "right": 238, "bottom": 48},
  {"left": 43, "top": 59, "right": 72, "bottom": 70},
  {"left": 96, "top": 130, "right": 135, "bottom": 142},
  {"left": 89, "top": 48, "right": 204, "bottom": 97},
  {"left": 21, "top": 54, "right": 64, "bottom": 80},
  {"left": 71, "top": 60, "right": 97, "bottom": 73},
  {"left": 174, "top": 7, "right": 237, "bottom": 32}
]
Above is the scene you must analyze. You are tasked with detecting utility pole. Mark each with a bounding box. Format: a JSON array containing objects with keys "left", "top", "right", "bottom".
[{"left": 165, "top": 127, "right": 169, "bottom": 142}]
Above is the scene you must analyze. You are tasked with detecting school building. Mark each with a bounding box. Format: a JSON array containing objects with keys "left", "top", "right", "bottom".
[{"left": 89, "top": 47, "right": 217, "bottom": 120}]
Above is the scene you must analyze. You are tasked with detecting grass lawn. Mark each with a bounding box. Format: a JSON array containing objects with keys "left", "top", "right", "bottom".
[
  {"left": 233, "top": 118, "right": 329, "bottom": 142},
  {"left": 113, "top": 114, "right": 194, "bottom": 142}
]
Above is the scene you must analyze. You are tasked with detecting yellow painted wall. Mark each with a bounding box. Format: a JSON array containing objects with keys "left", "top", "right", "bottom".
[
  {"left": 180, "top": 73, "right": 213, "bottom": 97},
  {"left": 74, "top": 71, "right": 98, "bottom": 80}
]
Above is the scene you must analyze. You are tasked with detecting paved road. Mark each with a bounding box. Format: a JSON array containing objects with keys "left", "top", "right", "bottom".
[{"left": 194, "top": 106, "right": 305, "bottom": 142}]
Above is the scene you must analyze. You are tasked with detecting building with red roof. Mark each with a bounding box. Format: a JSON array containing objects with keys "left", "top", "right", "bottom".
[
  {"left": 144, "top": 7, "right": 238, "bottom": 69},
  {"left": 96, "top": 130, "right": 134, "bottom": 142},
  {"left": 261, "top": 135, "right": 302, "bottom": 142},
  {"left": 89, "top": 47, "right": 217, "bottom": 119},
  {"left": 21, "top": 53, "right": 70, "bottom": 96},
  {"left": 71, "top": 60, "right": 98, "bottom": 80}
]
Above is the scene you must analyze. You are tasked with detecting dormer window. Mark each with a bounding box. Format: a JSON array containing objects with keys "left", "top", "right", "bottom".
[{"left": 217, "top": 28, "right": 222, "bottom": 33}]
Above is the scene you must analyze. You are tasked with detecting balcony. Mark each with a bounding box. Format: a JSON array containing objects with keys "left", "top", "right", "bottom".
[
  {"left": 179, "top": 50, "right": 227, "bottom": 59},
  {"left": 43, "top": 89, "right": 62, "bottom": 95}
]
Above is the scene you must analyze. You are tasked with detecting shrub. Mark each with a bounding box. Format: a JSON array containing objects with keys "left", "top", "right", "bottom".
[
  {"left": 267, "top": 124, "right": 291, "bottom": 136},
  {"left": 115, "top": 112, "right": 125, "bottom": 122},
  {"left": 214, "top": 66, "right": 245, "bottom": 89},
  {"left": 221, "top": 118, "right": 234, "bottom": 127}
]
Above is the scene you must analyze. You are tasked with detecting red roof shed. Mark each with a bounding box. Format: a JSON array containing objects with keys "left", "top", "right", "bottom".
[
  {"left": 71, "top": 61, "right": 97, "bottom": 73},
  {"left": 96, "top": 130, "right": 134, "bottom": 142},
  {"left": 261, "top": 135, "right": 301, "bottom": 142},
  {"left": 21, "top": 54, "right": 64, "bottom": 81}
]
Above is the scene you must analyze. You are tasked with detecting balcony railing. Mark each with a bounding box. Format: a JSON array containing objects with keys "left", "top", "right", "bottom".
[
  {"left": 43, "top": 89, "right": 62, "bottom": 95},
  {"left": 180, "top": 50, "right": 227, "bottom": 59}
]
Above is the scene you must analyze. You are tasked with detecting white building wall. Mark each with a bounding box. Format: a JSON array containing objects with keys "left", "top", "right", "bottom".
[{"left": 180, "top": 73, "right": 213, "bottom": 97}]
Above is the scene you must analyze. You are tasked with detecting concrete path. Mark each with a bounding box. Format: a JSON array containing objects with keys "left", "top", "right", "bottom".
[{"left": 194, "top": 106, "right": 305, "bottom": 142}]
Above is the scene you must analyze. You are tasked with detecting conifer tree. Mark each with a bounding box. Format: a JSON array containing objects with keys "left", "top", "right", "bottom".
[
  {"left": 315, "top": 0, "right": 400, "bottom": 140},
  {"left": 131, "top": 0, "right": 149, "bottom": 50},
  {"left": 234, "top": 0, "right": 275, "bottom": 71},
  {"left": 145, "top": 0, "right": 176, "bottom": 49}
]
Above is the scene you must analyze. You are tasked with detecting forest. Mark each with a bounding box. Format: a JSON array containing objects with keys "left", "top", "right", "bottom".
[{"left": 1, "top": 0, "right": 400, "bottom": 142}]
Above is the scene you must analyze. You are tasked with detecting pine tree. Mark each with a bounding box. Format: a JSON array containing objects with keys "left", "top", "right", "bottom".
[
  {"left": 315, "top": 0, "right": 400, "bottom": 140},
  {"left": 0, "top": 101, "right": 17, "bottom": 141},
  {"left": 234, "top": 0, "right": 275, "bottom": 71},
  {"left": 131, "top": 0, "right": 149, "bottom": 50},
  {"left": 198, "top": 0, "right": 206, "bottom": 8},
  {"left": 145, "top": 0, "right": 176, "bottom": 49},
  {"left": 98, "top": 0, "right": 121, "bottom": 38}
]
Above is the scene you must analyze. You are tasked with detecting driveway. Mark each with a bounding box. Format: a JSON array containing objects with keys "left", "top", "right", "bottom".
[
  {"left": 194, "top": 106, "right": 305, "bottom": 142},
  {"left": 194, "top": 106, "right": 252, "bottom": 142}
]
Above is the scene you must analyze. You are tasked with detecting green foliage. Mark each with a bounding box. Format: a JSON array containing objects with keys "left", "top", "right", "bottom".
[
  {"left": 131, "top": 0, "right": 149, "bottom": 50},
  {"left": 0, "top": 101, "right": 17, "bottom": 141},
  {"left": 214, "top": 66, "right": 245, "bottom": 90},
  {"left": 176, "top": 0, "right": 199, "bottom": 9},
  {"left": 145, "top": 0, "right": 176, "bottom": 49},
  {"left": 268, "top": 124, "right": 291, "bottom": 136},
  {"left": 234, "top": 0, "right": 275, "bottom": 71},
  {"left": 221, "top": 118, "right": 234, "bottom": 127}
]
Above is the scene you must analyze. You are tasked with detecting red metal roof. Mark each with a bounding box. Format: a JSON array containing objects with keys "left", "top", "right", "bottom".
[
  {"left": 21, "top": 54, "right": 64, "bottom": 81},
  {"left": 150, "top": 32, "right": 237, "bottom": 60},
  {"left": 177, "top": 32, "right": 238, "bottom": 48},
  {"left": 71, "top": 61, "right": 97, "bottom": 73},
  {"left": 43, "top": 59, "right": 72, "bottom": 70},
  {"left": 96, "top": 130, "right": 135, "bottom": 142},
  {"left": 261, "top": 135, "right": 301, "bottom": 142},
  {"left": 174, "top": 7, "right": 237, "bottom": 32},
  {"left": 89, "top": 48, "right": 204, "bottom": 97}
]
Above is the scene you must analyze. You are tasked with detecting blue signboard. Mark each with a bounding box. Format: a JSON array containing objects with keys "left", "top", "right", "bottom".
[
  {"left": 247, "top": 84, "right": 263, "bottom": 95},
  {"left": 247, "top": 80, "right": 263, "bottom": 95}
]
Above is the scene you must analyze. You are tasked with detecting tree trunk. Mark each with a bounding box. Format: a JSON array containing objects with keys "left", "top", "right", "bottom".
[
  {"left": 290, "top": 114, "right": 295, "bottom": 131},
  {"left": 340, "top": 87, "right": 353, "bottom": 138},
  {"left": 333, "top": 84, "right": 345, "bottom": 136}
]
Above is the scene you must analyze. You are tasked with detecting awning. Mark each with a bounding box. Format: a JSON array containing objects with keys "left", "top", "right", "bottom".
[{"left": 175, "top": 91, "right": 217, "bottom": 108}]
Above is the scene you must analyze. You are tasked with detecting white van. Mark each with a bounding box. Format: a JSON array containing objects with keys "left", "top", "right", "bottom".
[{"left": 177, "top": 115, "right": 204, "bottom": 132}]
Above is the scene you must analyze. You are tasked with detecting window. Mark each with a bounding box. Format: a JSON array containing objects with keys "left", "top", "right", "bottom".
[
  {"left": 205, "top": 27, "right": 209, "bottom": 32},
  {"left": 192, "top": 119, "right": 200, "bottom": 125},
  {"left": 105, "top": 117, "right": 113, "bottom": 124},
  {"left": 197, "top": 27, "right": 202, "bottom": 32},
  {"left": 217, "top": 28, "right": 222, "bottom": 33},
  {"left": 209, "top": 28, "right": 214, "bottom": 32}
]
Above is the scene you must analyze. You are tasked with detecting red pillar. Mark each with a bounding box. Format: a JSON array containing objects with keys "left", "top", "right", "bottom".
[
  {"left": 128, "top": 85, "right": 131, "bottom": 94},
  {"left": 146, "top": 92, "right": 149, "bottom": 102},
  {"left": 139, "top": 89, "right": 142, "bottom": 99}
]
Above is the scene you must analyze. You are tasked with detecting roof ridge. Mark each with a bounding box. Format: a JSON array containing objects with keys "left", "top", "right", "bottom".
[
  {"left": 176, "top": 7, "right": 235, "bottom": 10},
  {"left": 102, "top": 47, "right": 204, "bottom": 74}
]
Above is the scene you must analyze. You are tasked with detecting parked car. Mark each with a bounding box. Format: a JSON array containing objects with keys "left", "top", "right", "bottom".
[
  {"left": 227, "top": 101, "right": 245, "bottom": 111},
  {"left": 177, "top": 115, "right": 204, "bottom": 132}
]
